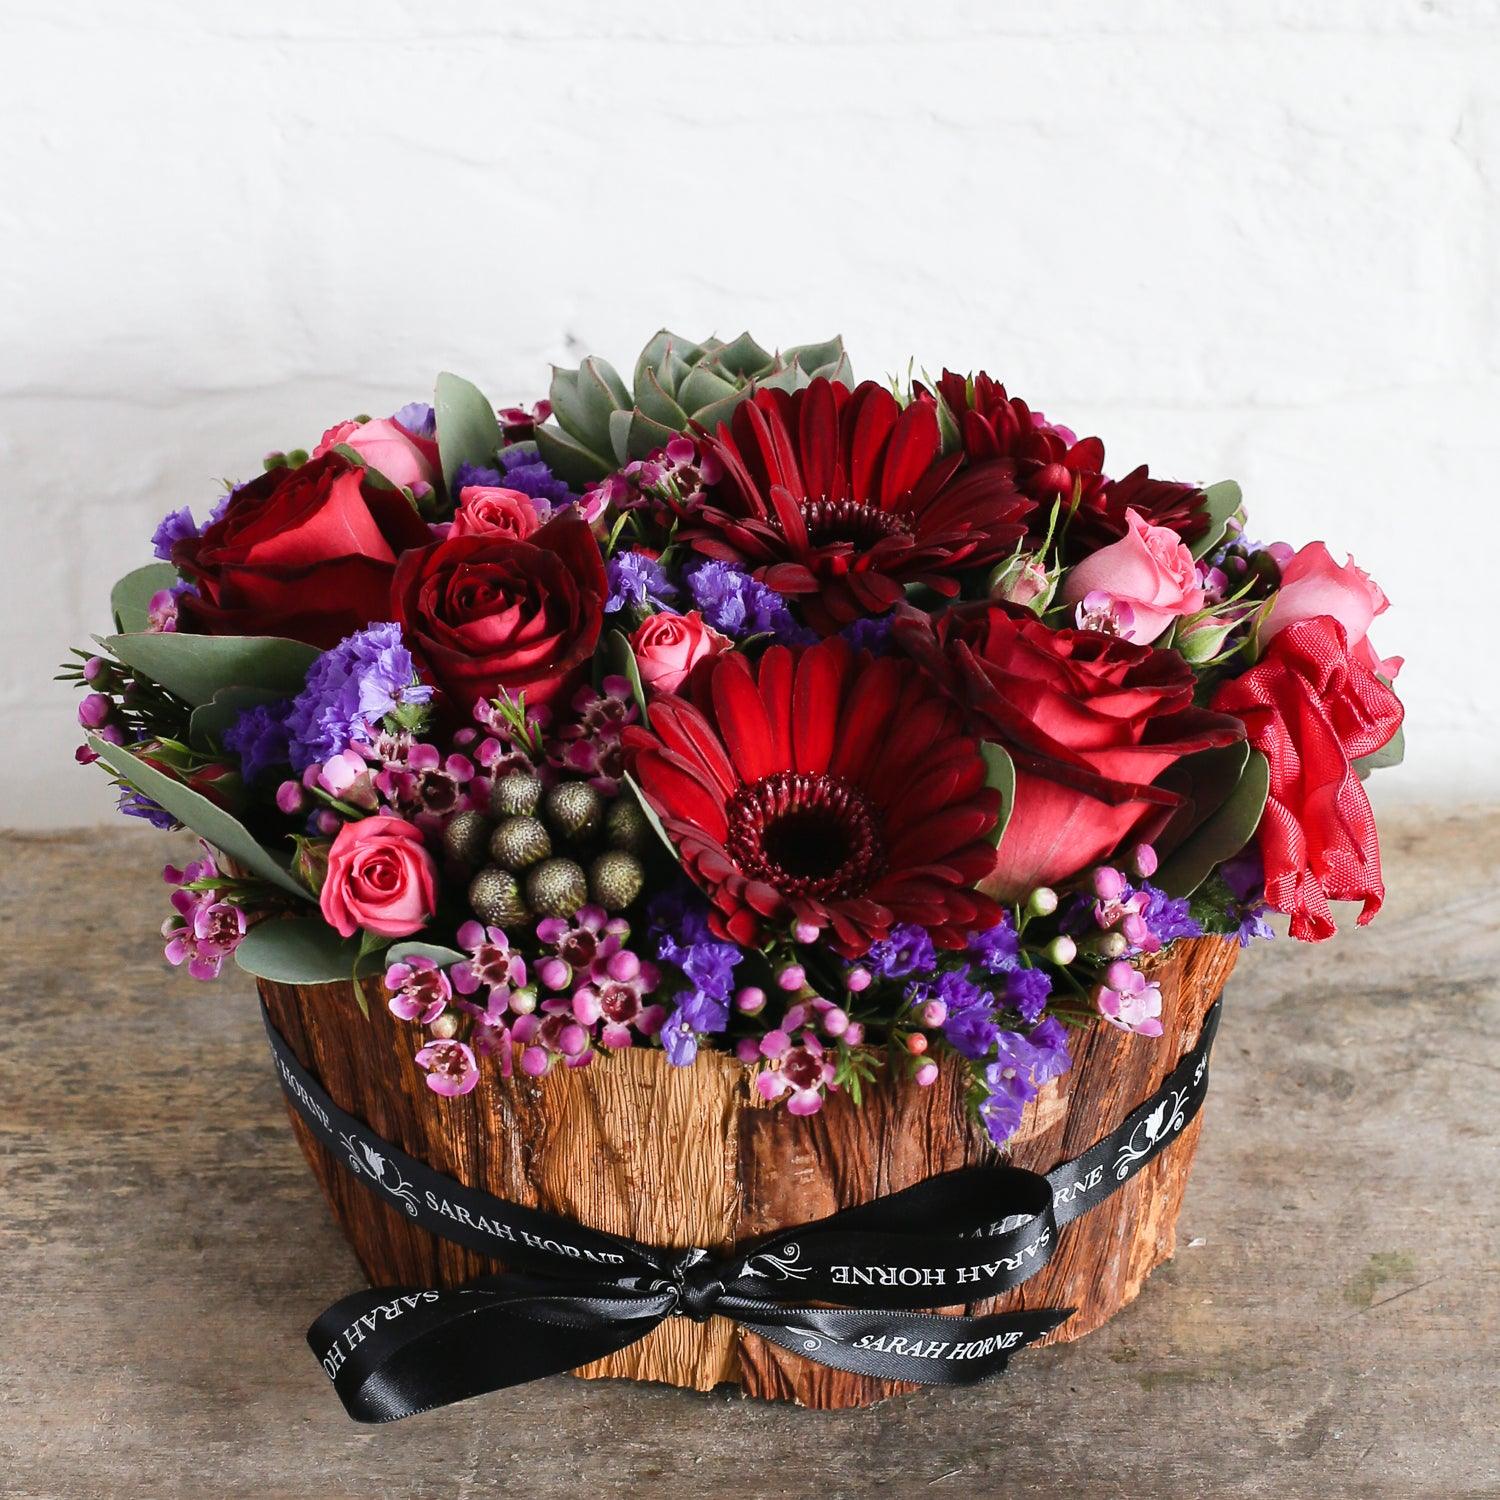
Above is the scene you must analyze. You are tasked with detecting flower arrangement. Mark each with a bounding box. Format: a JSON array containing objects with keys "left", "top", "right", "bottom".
[{"left": 66, "top": 331, "right": 1405, "bottom": 1148}]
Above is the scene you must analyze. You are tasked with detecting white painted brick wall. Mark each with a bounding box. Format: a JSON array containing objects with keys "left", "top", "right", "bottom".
[{"left": 4, "top": 0, "right": 1496, "bottom": 827}]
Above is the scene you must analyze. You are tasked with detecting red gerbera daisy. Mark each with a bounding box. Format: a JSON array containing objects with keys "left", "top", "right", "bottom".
[
  {"left": 680, "top": 379, "right": 1033, "bottom": 635},
  {"left": 932, "top": 370, "right": 1207, "bottom": 559},
  {"left": 622, "top": 639, "right": 1003, "bottom": 957}
]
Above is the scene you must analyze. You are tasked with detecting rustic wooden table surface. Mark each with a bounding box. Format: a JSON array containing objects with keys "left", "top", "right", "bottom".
[{"left": 2, "top": 812, "right": 1497, "bottom": 1499}]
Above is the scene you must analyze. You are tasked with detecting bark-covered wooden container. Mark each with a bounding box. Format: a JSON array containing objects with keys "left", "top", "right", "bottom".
[{"left": 258, "top": 935, "right": 1237, "bottom": 1409}]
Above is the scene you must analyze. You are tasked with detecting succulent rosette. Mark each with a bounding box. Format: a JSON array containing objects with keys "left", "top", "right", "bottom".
[{"left": 65, "top": 335, "right": 1404, "bottom": 1143}]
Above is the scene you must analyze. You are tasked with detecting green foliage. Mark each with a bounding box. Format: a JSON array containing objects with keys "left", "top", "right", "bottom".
[
  {"left": 1155, "top": 746, "right": 1269, "bottom": 898},
  {"left": 1189, "top": 480, "right": 1244, "bottom": 561},
  {"left": 1354, "top": 722, "right": 1405, "bottom": 779},
  {"left": 534, "top": 330, "right": 851, "bottom": 485},
  {"left": 235, "top": 917, "right": 359, "bottom": 984},
  {"left": 434, "top": 371, "right": 504, "bottom": 495},
  {"left": 386, "top": 940, "right": 467, "bottom": 967},
  {"left": 105, "top": 631, "right": 317, "bottom": 708},
  {"left": 110, "top": 564, "right": 178, "bottom": 633},
  {"left": 979, "top": 741, "right": 1017, "bottom": 849},
  {"left": 86, "top": 733, "right": 311, "bottom": 901}
]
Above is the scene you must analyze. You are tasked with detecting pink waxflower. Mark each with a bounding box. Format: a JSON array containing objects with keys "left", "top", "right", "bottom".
[
  {"left": 569, "top": 941, "right": 664, "bottom": 1049},
  {"left": 754, "top": 1029, "right": 838, "bottom": 1116},
  {"left": 384, "top": 955, "right": 453, "bottom": 1025},
  {"left": 145, "top": 587, "right": 181, "bottom": 632},
  {"left": 1094, "top": 962, "right": 1164, "bottom": 1037},
  {"left": 535, "top": 905, "right": 623, "bottom": 974},
  {"left": 451, "top": 921, "right": 529, "bottom": 1022},
  {"left": 1062, "top": 508, "right": 1205, "bottom": 644},
  {"left": 414, "top": 1039, "right": 479, "bottom": 1097},
  {"left": 161, "top": 849, "right": 246, "bottom": 981},
  {"left": 1072, "top": 589, "right": 1137, "bottom": 638}
]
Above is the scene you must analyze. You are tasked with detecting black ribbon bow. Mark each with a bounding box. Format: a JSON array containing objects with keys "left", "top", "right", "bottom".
[{"left": 265, "top": 998, "right": 1220, "bottom": 1422}]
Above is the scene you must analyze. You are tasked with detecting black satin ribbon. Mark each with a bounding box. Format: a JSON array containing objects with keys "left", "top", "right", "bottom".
[{"left": 265, "top": 997, "right": 1221, "bottom": 1422}]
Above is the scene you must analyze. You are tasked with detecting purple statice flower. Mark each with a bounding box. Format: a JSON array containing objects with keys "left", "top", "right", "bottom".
[
  {"left": 648, "top": 887, "right": 742, "bottom": 1066},
  {"left": 977, "top": 1021, "right": 1073, "bottom": 1148},
  {"left": 1221, "top": 848, "right": 1276, "bottom": 947},
  {"left": 500, "top": 445, "right": 576, "bottom": 509},
  {"left": 224, "top": 700, "right": 293, "bottom": 783},
  {"left": 452, "top": 461, "right": 503, "bottom": 492},
  {"left": 684, "top": 560, "right": 816, "bottom": 645},
  {"left": 119, "top": 787, "right": 177, "bottom": 830},
  {"left": 150, "top": 506, "right": 199, "bottom": 561},
  {"left": 911, "top": 968, "right": 998, "bottom": 1061},
  {"left": 606, "top": 549, "right": 679, "bottom": 615},
  {"left": 393, "top": 401, "right": 436, "bottom": 439},
  {"left": 161, "top": 849, "right": 245, "bottom": 981},
  {"left": 1136, "top": 883, "right": 1203, "bottom": 948},
  {"left": 864, "top": 923, "right": 938, "bottom": 981},
  {"left": 841, "top": 613, "right": 896, "bottom": 655},
  {"left": 284, "top": 623, "right": 432, "bottom": 771},
  {"left": 967, "top": 912, "right": 1021, "bottom": 974},
  {"left": 1006, "top": 966, "right": 1053, "bottom": 1025}
]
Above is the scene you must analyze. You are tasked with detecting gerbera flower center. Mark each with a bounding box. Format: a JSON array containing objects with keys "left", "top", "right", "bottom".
[
  {"left": 726, "top": 771, "right": 886, "bottom": 900},
  {"left": 797, "top": 499, "right": 911, "bottom": 549}
]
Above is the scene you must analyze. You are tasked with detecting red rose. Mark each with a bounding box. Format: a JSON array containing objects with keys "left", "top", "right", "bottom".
[
  {"left": 174, "top": 453, "right": 431, "bottom": 648},
  {"left": 391, "top": 512, "right": 607, "bottom": 712},
  {"left": 1212, "top": 615, "right": 1403, "bottom": 941},
  {"left": 896, "top": 604, "right": 1243, "bottom": 896}
]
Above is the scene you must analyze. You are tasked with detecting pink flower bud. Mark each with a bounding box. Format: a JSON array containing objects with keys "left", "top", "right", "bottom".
[
  {"left": 520, "top": 1045, "right": 550, "bottom": 1077},
  {"left": 537, "top": 957, "right": 571, "bottom": 991},
  {"left": 845, "top": 966, "right": 871, "bottom": 993},
  {"left": 776, "top": 963, "right": 805, "bottom": 992},
  {"left": 556, "top": 1023, "right": 589, "bottom": 1057},
  {"left": 1131, "top": 843, "right": 1158, "bottom": 878},
  {"left": 428, "top": 1012, "right": 458, "bottom": 1040},
  {"left": 906, "top": 1032, "right": 928, "bottom": 1055},
  {"left": 822, "top": 1006, "right": 850, "bottom": 1038},
  {"left": 734, "top": 1038, "right": 761, "bottom": 1063},
  {"left": 920, "top": 1000, "right": 948, "bottom": 1028},
  {"left": 77, "top": 692, "right": 113, "bottom": 728},
  {"left": 735, "top": 986, "right": 767, "bottom": 1016},
  {"left": 1047, "top": 935, "right": 1077, "bottom": 966},
  {"left": 1105, "top": 959, "right": 1138, "bottom": 990},
  {"left": 275, "top": 780, "right": 306, "bottom": 815},
  {"left": 843, "top": 1022, "right": 865, "bottom": 1046},
  {"left": 1121, "top": 912, "right": 1150, "bottom": 947},
  {"left": 1027, "top": 886, "right": 1059, "bottom": 917},
  {"left": 914, "top": 1060, "right": 940, "bottom": 1087},
  {"left": 792, "top": 920, "right": 821, "bottom": 944},
  {"left": 605, "top": 949, "right": 640, "bottom": 983},
  {"left": 1092, "top": 866, "right": 1126, "bottom": 901}
]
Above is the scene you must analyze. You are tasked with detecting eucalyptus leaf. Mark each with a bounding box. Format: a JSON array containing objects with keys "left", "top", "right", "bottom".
[
  {"left": 87, "top": 734, "right": 312, "bottom": 900},
  {"left": 622, "top": 771, "right": 679, "bottom": 864},
  {"left": 1155, "top": 748, "right": 1270, "bottom": 898},
  {"left": 106, "top": 632, "right": 318, "bottom": 707},
  {"left": 434, "top": 372, "right": 504, "bottom": 495},
  {"left": 1354, "top": 722, "right": 1405, "bottom": 778},
  {"left": 1190, "top": 480, "right": 1244, "bottom": 561},
  {"left": 979, "top": 741, "right": 1017, "bottom": 850},
  {"left": 604, "top": 630, "right": 650, "bottom": 721},
  {"left": 235, "top": 917, "right": 359, "bottom": 984},
  {"left": 386, "top": 941, "right": 468, "bottom": 967},
  {"left": 111, "top": 563, "right": 178, "bottom": 633},
  {"left": 188, "top": 686, "right": 288, "bottom": 754}
]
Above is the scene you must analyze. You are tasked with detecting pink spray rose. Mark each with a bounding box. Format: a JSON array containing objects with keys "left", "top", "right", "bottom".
[
  {"left": 449, "top": 486, "right": 541, "bottom": 541},
  {"left": 320, "top": 815, "right": 438, "bottom": 939},
  {"left": 1062, "top": 507, "right": 1205, "bottom": 644},
  {"left": 1260, "top": 541, "right": 1402, "bottom": 680},
  {"left": 314, "top": 417, "right": 437, "bottom": 494},
  {"left": 629, "top": 610, "right": 732, "bottom": 695}
]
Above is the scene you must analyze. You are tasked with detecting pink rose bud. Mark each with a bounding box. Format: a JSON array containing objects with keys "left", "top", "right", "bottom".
[
  {"left": 1060, "top": 508, "right": 1206, "bottom": 644},
  {"left": 628, "top": 610, "right": 733, "bottom": 696}
]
